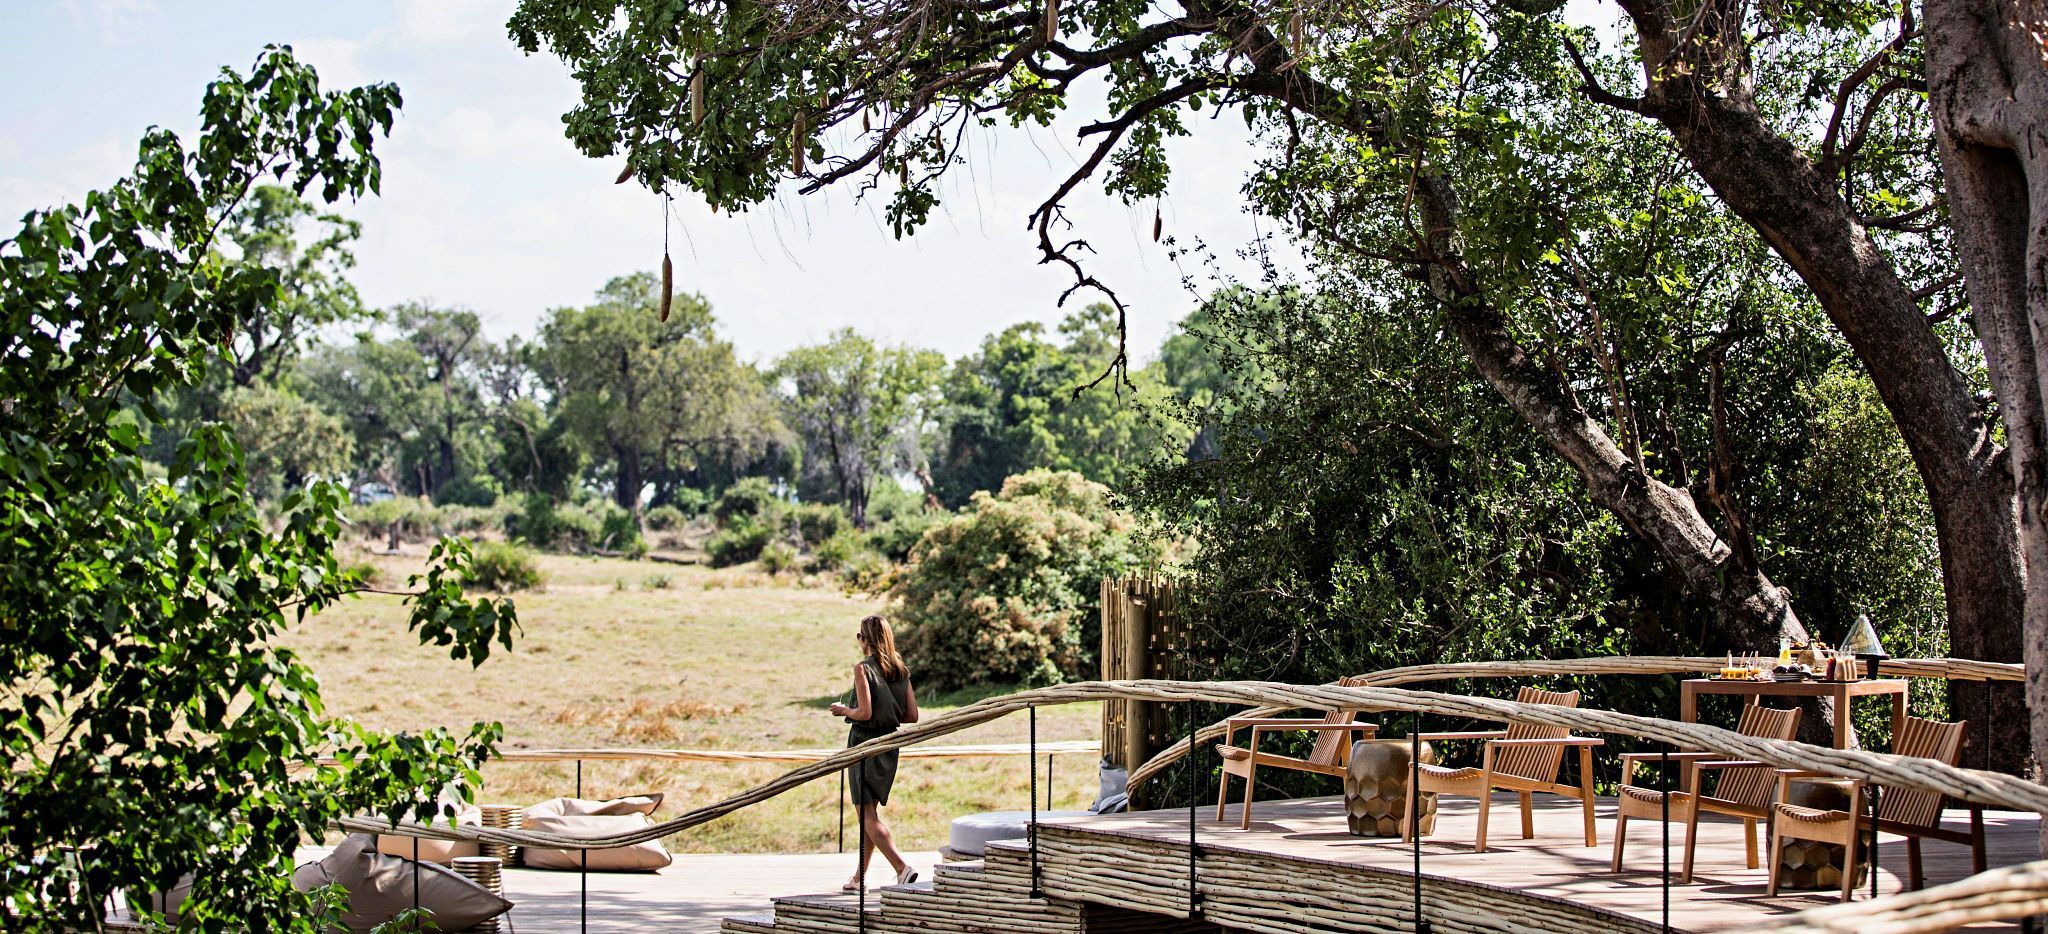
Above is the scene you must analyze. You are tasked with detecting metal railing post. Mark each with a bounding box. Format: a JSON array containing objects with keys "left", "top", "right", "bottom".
[
  {"left": 838, "top": 771, "right": 846, "bottom": 853},
  {"left": 857, "top": 755, "right": 868, "bottom": 932},
  {"left": 1661, "top": 743, "right": 1671, "bottom": 933},
  {"left": 1185, "top": 698, "right": 1202, "bottom": 920},
  {"left": 1411, "top": 714, "right": 1427, "bottom": 934},
  {"left": 1029, "top": 704, "right": 1042, "bottom": 898}
]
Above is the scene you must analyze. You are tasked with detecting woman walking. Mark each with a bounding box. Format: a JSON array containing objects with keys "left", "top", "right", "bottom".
[{"left": 828, "top": 614, "right": 921, "bottom": 891}]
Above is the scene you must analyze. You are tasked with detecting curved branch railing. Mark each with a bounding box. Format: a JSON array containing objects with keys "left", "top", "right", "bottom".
[
  {"left": 1125, "top": 656, "right": 2026, "bottom": 790},
  {"left": 342, "top": 674, "right": 2042, "bottom": 850},
  {"left": 337, "top": 659, "right": 2039, "bottom": 932}
]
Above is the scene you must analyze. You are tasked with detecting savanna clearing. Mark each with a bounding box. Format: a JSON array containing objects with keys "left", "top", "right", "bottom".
[{"left": 290, "top": 548, "right": 1100, "bottom": 855}]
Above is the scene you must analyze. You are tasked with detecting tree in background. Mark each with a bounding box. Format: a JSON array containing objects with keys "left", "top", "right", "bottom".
[
  {"left": 218, "top": 184, "right": 370, "bottom": 389},
  {"left": 216, "top": 381, "right": 356, "bottom": 501},
  {"left": 534, "top": 273, "right": 782, "bottom": 513},
  {"left": 893, "top": 470, "right": 1157, "bottom": 689},
  {"left": 511, "top": 0, "right": 2012, "bottom": 760},
  {"left": 933, "top": 304, "right": 1184, "bottom": 506},
  {"left": 0, "top": 47, "right": 514, "bottom": 929},
  {"left": 776, "top": 328, "right": 943, "bottom": 527},
  {"left": 394, "top": 303, "right": 491, "bottom": 501}
]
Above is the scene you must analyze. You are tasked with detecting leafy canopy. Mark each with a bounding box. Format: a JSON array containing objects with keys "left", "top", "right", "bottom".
[{"left": 0, "top": 47, "right": 516, "bottom": 930}]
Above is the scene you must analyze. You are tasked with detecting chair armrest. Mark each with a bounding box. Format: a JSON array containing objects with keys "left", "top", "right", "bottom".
[
  {"left": 1486, "top": 737, "right": 1605, "bottom": 747},
  {"left": 1692, "top": 759, "right": 1770, "bottom": 771},
  {"left": 1259, "top": 722, "right": 1379, "bottom": 732},
  {"left": 1617, "top": 751, "right": 1717, "bottom": 762},
  {"left": 1417, "top": 731, "right": 1509, "bottom": 741}
]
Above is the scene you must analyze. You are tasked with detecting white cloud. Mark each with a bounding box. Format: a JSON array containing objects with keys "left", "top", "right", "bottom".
[
  {"left": 390, "top": 0, "right": 510, "bottom": 45},
  {"left": 291, "top": 37, "right": 367, "bottom": 91},
  {"left": 63, "top": 0, "right": 165, "bottom": 46}
]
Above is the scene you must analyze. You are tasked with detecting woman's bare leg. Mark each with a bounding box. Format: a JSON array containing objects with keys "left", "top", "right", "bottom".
[{"left": 861, "top": 802, "right": 909, "bottom": 875}]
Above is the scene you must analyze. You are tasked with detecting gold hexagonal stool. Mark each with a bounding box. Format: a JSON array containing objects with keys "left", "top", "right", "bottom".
[{"left": 1344, "top": 739, "right": 1437, "bottom": 837}]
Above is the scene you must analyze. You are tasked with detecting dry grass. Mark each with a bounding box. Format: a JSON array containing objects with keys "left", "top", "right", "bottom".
[{"left": 287, "top": 546, "right": 1100, "bottom": 854}]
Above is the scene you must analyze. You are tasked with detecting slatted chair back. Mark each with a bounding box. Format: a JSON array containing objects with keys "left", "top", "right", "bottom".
[
  {"left": 1879, "top": 716, "right": 1967, "bottom": 830},
  {"left": 1712, "top": 705, "right": 1804, "bottom": 807},
  {"left": 1493, "top": 687, "right": 1579, "bottom": 781},
  {"left": 1305, "top": 676, "right": 1368, "bottom": 767}
]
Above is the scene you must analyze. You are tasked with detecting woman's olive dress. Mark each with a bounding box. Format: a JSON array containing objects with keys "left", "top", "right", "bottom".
[{"left": 845, "top": 656, "right": 911, "bottom": 806}]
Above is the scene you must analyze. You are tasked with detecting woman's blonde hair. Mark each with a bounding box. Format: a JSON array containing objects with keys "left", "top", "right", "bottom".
[{"left": 858, "top": 615, "right": 909, "bottom": 682}]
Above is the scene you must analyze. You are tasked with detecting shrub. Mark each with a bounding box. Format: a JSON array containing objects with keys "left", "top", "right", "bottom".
[
  {"left": 348, "top": 497, "right": 435, "bottom": 547},
  {"left": 758, "top": 541, "right": 801, "bottom": 575},
  {"left": 712, "top": 477, "right": 781, "bottom": 527},
  {"left": 790, "top": 501, "right": 849, "bottom": 547},
  {"left": 809, "top": 530, "right": 864, "bottom": 572},
  {"left": 643, "top": 573, "right": 673, "bottom": 590},
  {"left": 464, "top": 541, "right": 543, "bottom": 593},
  {"left": 891, "top": 470, "right": 1156, "bottom": 690},
  {"left": 668, "top": 486, "right": 713, "bottom": 517},
  {"left": 644, "top": 504, "right": 686, "bottom": 532},
  {"left": 507, "top": 495, "right": 602, "bottom": 551},
  {"left": 865, "top": 509, "right": 942, "bottom": 562},
  {"left": 435, "top": 474, "right": 502, "bottom": 507},
  {"left": 598, "top": 506, "right": 647, "bottom": 558},
  {"left": 706, "top": 520, "right": 774, "bottom": 567}
]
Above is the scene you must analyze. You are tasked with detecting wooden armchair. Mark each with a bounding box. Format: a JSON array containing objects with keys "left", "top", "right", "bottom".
[
  {"left": 1609, "top": 704, "right": 1801, "bottom": 882},
  {"left": 1767, "top": 715, "right": 1983, "bottom": 901},
  {"left": 1214, "top": 676, "right": 1378, "bottom": 829},
  {"left": 1412, "top": 686, "right": 1603, "bottom": 853}
]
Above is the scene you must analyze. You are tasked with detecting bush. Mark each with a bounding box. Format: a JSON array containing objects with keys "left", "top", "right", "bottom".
[
  {"left": 644, "top": 573, "right": 673, "bottom": 590},
  {"left": 668, "top": 486, "right": 713, "bottom": 517},
  {"left": 348, "top": 497, "right": 435, "bottom": 547},
  {"left": 809, "top": 530, "right": 864, "bottom": 572},
  {"left": 507, "top": 495, "right": 602, "bottom": 551},
  {"left": 644, "top": 504, "right": 686, "bottom": 532},
  {"left": 435, "top": 474, "right": 502, "bottom": 507},
  {"left": 790, "top": 501, "right": 849, "bottom": 547},
  {"left": 712, "top": 477, "right": 781, "bottom": 527},
  {"left": 706, "top": 520, "right": 774, "bottom": 567},
  {"left": 758, "top": 541, "right": 801, "bottom": 575},
  {"left": 865, "top": 509, "right": 942, "bottom": 562},
  {"left": 891, "top": 470, "right": 1156, "bottom": 690},
  {"left": 464, "top": 541, "right": 543, "bottom": 592},
  {"left": 598, "top": 506, "right": 648, "bottom": 558}
]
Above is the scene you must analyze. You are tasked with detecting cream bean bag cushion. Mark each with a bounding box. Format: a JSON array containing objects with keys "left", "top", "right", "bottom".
[
  {"left": 292, "top": 833, "right": 512, "bottom": 932},
  {"left": 520, "top": 794, "right": 673, "bottom": 871},
  {"left": 374, "top": 803, "right": 482, "bottom": 864}
]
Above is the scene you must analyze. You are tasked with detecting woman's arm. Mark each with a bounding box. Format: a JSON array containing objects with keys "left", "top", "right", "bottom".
[
  {"left": 901, "top": 678, "right": 919, "bottom": 724},
  {"left": 830, "top": 662, "right": 874, "bottom": 721}
]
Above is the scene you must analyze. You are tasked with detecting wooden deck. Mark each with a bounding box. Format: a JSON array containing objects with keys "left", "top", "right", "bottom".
[
  {"left": 255, "top": 794, "right": 2032, "bottom": 932},
  {"left": 707, "top": 793, "right": 2036, "bottom": 933}
]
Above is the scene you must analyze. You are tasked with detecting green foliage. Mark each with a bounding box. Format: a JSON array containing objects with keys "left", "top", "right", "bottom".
[
  {"left": 865, "top": 509, "right": 943, "bottom": 563},
  {"left": 645, "top": 504, "right": 687, "bottom": 531},
  {"left": 533, "top": 274, "right": 787, "bottom": 511},
  {"left": 598, "top": 505, "right": 649, "bottom": 558},
  {"left": 712, "top": 476, "right": 783, "bottom": 527},
  {"left": 0, "top": 47, "right": 514, "bottom": 929},
  {"left": 758, "top": 541, "right": 802, "bottom": 575},
  {"left": 508, "top": 494, "right": 604, "bottom": 552},
  {"left": 217, "top": 380, "right": 355, "bottom": 500},
  {"left": 776, "top": 329, "right": 944, "bottom": 526},
  {"left": 707, "top": 521, "right": 775, "bottom": 567},
  {"left": 436, "top": 473, "right": 503, "bottom": 507},
  {"left": 789, "top": 501, "right": 850, "bottom": 547},
  {"left": 933, "top": 304, "right": 1187, "bottom": 505},
  {"left": 464, "top": 541, "right": 545, "bottom": 593},
  {"left": 891, "top": 470, "right": 1155, "bottom": 689},
  {"left": 808, "top": 531, "right": 866, "bottom": 573},
  {"left": 644, "top": 572, "right": 674, "bottom": 590}
]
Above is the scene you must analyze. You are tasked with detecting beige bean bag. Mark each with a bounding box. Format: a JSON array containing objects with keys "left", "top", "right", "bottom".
[
  {"left": 292, "top": 833, "right": 511, "bottom": 932},
  {"left": 373, "top": 803, "right": 482, "bottom": 864},
  {"left": 520, "top": 794, "right": 673, "bottom": 871}
]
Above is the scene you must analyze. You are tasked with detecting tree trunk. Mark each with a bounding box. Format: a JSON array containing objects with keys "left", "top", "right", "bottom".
[
  {"left": 1227, "top": 23, "right": 1847, "bottom": 743},
  {"left": 1614, "top": 0, "right": 2028, "bottom": 772},
  {"left": 1926, "top": 0, "right": 2048, "bottom": 804},
  {"left": 615, "top": 445, "right": 643, "bottom": 513}
]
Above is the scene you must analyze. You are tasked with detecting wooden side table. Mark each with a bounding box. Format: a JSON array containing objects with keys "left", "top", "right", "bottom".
[{"left": 1679, "top": 678, "right": 1908, "bottom": 750}]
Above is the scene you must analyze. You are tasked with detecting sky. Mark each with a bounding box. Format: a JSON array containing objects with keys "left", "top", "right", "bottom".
[{"left": 0, "top": 0, "right": 1295, "bottom": 365}]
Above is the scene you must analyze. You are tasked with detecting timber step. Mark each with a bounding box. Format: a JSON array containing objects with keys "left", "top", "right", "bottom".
[
  {"left": 723, "top": 838, "right": 1090, "bottom": 934},
  {"left": 722, "top": 914, "right": 778, "bottom": 933}
]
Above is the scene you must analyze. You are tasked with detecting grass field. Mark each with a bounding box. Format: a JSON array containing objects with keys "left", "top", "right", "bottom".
[{"left": 287, "top": 546, "right": 1100, "bottom": 855}]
